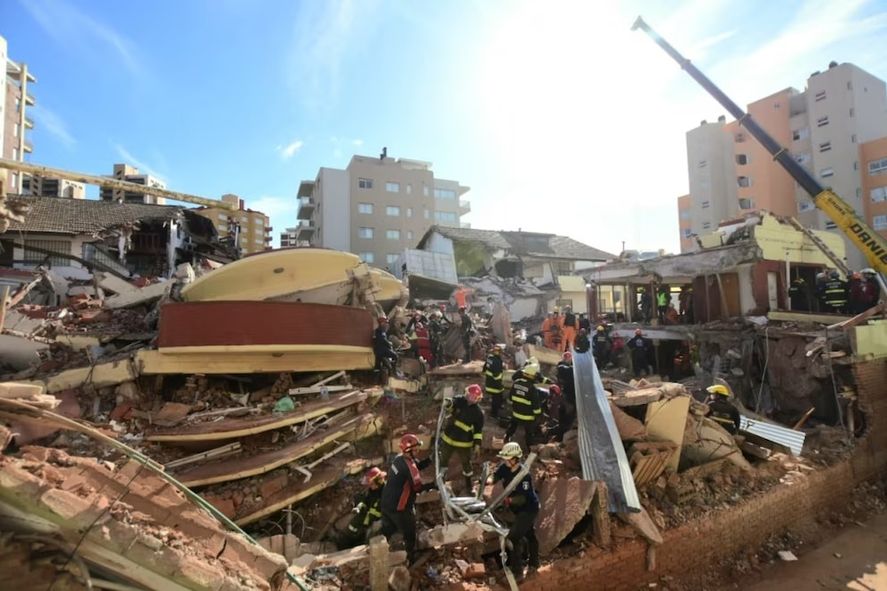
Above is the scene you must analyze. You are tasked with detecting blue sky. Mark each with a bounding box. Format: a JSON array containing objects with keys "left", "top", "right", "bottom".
[{"left": 3, "top": 0, "right": 887, "bottom": 253}]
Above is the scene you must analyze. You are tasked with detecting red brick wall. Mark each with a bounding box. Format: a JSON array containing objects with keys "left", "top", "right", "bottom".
[{"left": 517, "top": 359, "right": 887, "bottom": 591}]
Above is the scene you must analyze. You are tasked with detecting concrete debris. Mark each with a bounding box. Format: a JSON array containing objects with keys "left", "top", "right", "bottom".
[{"left": 536, "top": 477, "right": 599, "bottom": 556}]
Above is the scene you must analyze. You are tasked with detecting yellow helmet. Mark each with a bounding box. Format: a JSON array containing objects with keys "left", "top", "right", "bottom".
[
  {"left": 522, "top": 364, "right": 539, "bottom": 378},
  {"left": 497, "top": 442, "right": 523, "bottom": 459},
  {"left": 706, "top": 384, "right": 731, "bottom": 397},
  {"left": 596, "top": 325, "right": 605, "bottom": 332}
]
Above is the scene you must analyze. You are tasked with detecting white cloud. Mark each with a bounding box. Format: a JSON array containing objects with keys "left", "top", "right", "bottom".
[
  {"left": 31, "top": 105, "right": 76, "bottom": 148},
  {"left": 19, "top": 0, "right": 145, "bottom": 78},
  {"left": 113, "top": 144, "right": 168, "bottom": 184},
  {"left": 351, "top": 138, "right": 364, "bottom": 147},
  {"left": 277, "top": 140, "right": 304, "bottom": 160}
]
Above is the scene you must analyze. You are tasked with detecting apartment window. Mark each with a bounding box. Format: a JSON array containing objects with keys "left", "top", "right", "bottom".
[
  {"left": 736, "top": 154, "right": 748, "bottom": 165},
  {"left": 702, "top": 222, "right": 711, "bottom": 230},
  {"left": 814, "top": 90, "right": 826, "bottom": 101},
  {"left": 701, "top": 200, "right": 710, "bottom": 209},
  {"left": 851, "top": 134, "right": 857, "bottom": 144},
  {"left": 869, "top": 157, "right": 887, "bottom": 175},
  {"left": 358, "top": 202, "right": 373, "bottom": 214},
  {"left": 795, "top": 153, "right": 811, "bottom": 165},
  {"left": 13, "top": 123, "right": 19, "bottom": 138},
  {"left": 819, "top": 142, "right": 832, "bottom": 153},
  {"left": 848, "top": 81, "right": 853, "bottom": 90},
  {"left": 386, "top": 229, "right": 400, "bottom": 240},
  {"left": 434, "top": 211, "right": 458, "bottom": 224},
  {"left": 358, "top": 227, "right": 374, "bottom": 239},
  {"left": 386, "top": 206, "right": 400, "bottom": 216},
  {"left": 820, "top": 167, "right": 834, "bottom": 178},
  {"left": 735, "top": 133, "right": 746, "bottom": 143},
  {"left": 358, "top": 177, "right": 373, "bottom": 189},
  {"left": 679, "top": 210, "right": 690, "bottom": 220},
  {"left": 406, "top": 230, "right": 413, "bottom": 240},
  {"left": 434, "top": 188, "right": 457, "bottom": 200},
  {"left": 792, "top": 128, "right": 809, "bottom": 141},
  {"left": 386, "top": 254, "right": 399, "bottom": 266},
  {"left": 254, "top": 218, "right": 264, "bottom": 226},
  {"left": 875, "top": 215, "right": 887, "bottom": 230},
  {"left": 423, "top": 185, "right": 429, "bottom": 197},
  {"left": 406, "top": 207, "right": 413, "bottom": 218},
  {"left": 406, "top": 184, "right": 412, "bottom": 194},
  {"left": 825, "top": 221, "right": 838, "bottom": 230},
  {"left": 738, "top": 198, "right": 755, "bottom": 210},
  {"left": 697, "top": 160, "right": 707, "bottom": 168},
  {"left": 737, "top": 176, "right": 751, "bottom": 187},
  {"left": 386, "top": 182, "right": 400, "bottom": 193},
  {"left": 12, "top": 148, "right": 19, "bottom": 160},
  {"left": 849, "top": 108, "right": 855, "bottom": 117},
  {"left": 871, "top": 187, "right": 887, "bottom": 203},
  {"left": 816, "top": 116, "right": 829, "bottom": 127},
  {"left": 682, "top": 228, "right": 692, "bottom": 238},
  {"left": 360, "top": 252, "right": 375, "bottom": 263},
  {"left": 799, "top": 201, "right": 815, "bottom": 212}
]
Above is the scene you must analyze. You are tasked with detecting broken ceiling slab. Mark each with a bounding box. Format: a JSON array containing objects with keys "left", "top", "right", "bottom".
[
  {"left": 683, "top": 416, "right": 752, "bottom": 470},
  {"left": 536, "top": 477, "right": 598, "bottom": 556},
  {"left": 137, "top": 347, "right": 374, "bottom": 374},
  {"left": 427, "top": 360, "right": 484, "bottom": 376},
  {"left": 146, "top": 390, "right": 368, "bottom": 443},
  {"left": 95, "top": 271, "right": 138, "bottom": 296},
  {"left": 174, "top": 413, "right": 376, "bottom": 487},
  {"left": 526, "top": 344, "right": 562, "bottom": 366},
  {"left": 32, "top": 357, "right": 137, "bottom": 394},
  {"left": 644, "top": 395, "right": 691, "bottom": 472},
  {"left": 768, "top": 310, "right": 852, "bottom": 325},
  {"left": 609, "top": 386, "right": 664, "bottom": 408},
  {"left": 104, "top": 279, "right": 171, "bottom": 309}
]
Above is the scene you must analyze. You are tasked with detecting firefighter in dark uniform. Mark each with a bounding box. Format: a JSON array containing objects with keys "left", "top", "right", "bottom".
[
  {"left": 380, "top": 433, "right": 433, "bottom": 564},
  {"left": 592, "top": 325, "right": 612, "bottom": 368},
  {"left": 822, "top": 270, "right": 848, "bottom": 314},
  {"left": 339, "top": 467, "right": 386, "bottom": 548},
  {"left": 555, "top": 351, "right": 577, "bottom": 441},
  {"left": 459, "top": 306, "right": 473, "bottom": 360},
  {"left": 493, "top": 442, "right": 540, "bottom": 583},
  {"left": 788, "top": 276, "right": 811, "bottom": 312},
  {"left": 504, "top": 363, "right": 542, "bottom": 450},
  {"left": 483, "top": 345, "right": 506, "bottom": 419},
  {"left": 440, "top": 384, "right": 485, "bottom": 492},
  {"left": 704, "top": 384, "right": 741, "bottom": 434}
]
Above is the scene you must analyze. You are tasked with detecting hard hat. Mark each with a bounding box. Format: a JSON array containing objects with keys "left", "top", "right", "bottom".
[
  {"left": 861, "top": 268, "right": 876, "bottom": 275},
  {"left": 596, "top": 325, "right": 605, "bottom": 332},
  {"left": 830, "top": 270, "right": 840, "bottom": 279},
  {"left": 378, "top": 316, "right": 389, "bottom": 323},
  {"left": 527, "top": 357, "right": 539, "bottom": 366},
  {"left": 562, "top": 351, "right": 573, "bottom": 363},
  {"left": 815, "top": 272, "right": 825, "bottom": 280},
  {"left": 465, "top": 384, "right": 483, "bottom": 404},
  {"left": 431, "top": 310, "right": 442, "bottom": 318},
  {"left": 491, "top": 344, "right": 503, "bottom": 354},
  {"left": 521, "top": 364, "right": 539, "bottom": 379},
  {"left": 706, "top": 384, "right": 731, "bottom": 397},
  {"left": 497, "top": 442, "right": 523, "bottom": 459},
  {"left": 362, "top": 467, "right": 386, "bottom": 486},
  {"left": 459, "top": 306, "right": 467, "bottom": 312},
  {"left": 399, "top": 433, "right": 422, "bottom": 453},
  {"left": 549, "top": 384, "right": 562, "bottom": 397}
]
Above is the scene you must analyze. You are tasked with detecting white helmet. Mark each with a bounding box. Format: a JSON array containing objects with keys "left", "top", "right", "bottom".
[{"left": 497, "top": 442, "right": 523, "bottom": 459}]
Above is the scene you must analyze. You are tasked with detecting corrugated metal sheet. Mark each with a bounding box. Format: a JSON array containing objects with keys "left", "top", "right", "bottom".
[
  {"left": 573, "top": 349, "right": 641, "bottom": 512},
  {"left": 740, "top": 415, "right": 805, "bottom": 456}
]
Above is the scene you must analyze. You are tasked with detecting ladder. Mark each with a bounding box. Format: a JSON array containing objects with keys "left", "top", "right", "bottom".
[{"left": 783, "top": 217, "right": 851, "bottom": 276}]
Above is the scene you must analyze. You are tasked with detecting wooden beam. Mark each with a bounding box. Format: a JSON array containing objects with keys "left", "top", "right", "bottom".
[
  {"left": 164, "top": 442, "right": 242, "bottom": 470},
  {"left": 288, "top": 384, "right": 352, "bottom": 396},
  {"left": 768, "top": 310, "right": 852, "bottom": 325},
  {"left": 137, "top": 348, "right": 374, "bottom": 375}
]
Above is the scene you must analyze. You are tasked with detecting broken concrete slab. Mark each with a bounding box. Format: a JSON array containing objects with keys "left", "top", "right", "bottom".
[
  {"left": 137, "top": 348, "right": 375, "bottom": 375},
  {"left": 536, "top": 477, "right": 598, "bottom": 556},
  {"left": 618, "top": 507, "right": 663, "bottom": 545},
  {"left": 644, "top": 395, "right": 691, "bottom": 471},
  {"left": 95, "top": 271, "right": 138, "bottom": 296},
  {"left": 0, "top": 334, "right": 48, "bottom": 371},
  {"left": 418, "top": 521, "right": 485, "bottom": 549},
  {"left": 610, "top": 402, "right": 647, "bottom": 440},
  {"left": 29, "top": 358, "right": 138, "bottom": 394},
  {"left": 526, "top": 344, "right": 562, "bottom": 366},
  {"left": 104, "top": 279, "right": 171, "bottom": 309},
  {"left": 609, "top": 386, "right": 664, "bottom": 408}
]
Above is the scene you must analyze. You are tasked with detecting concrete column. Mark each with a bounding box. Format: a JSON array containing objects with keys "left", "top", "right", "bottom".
[{"left": 368, "top": 535, "right": 389, "bottom": 591}]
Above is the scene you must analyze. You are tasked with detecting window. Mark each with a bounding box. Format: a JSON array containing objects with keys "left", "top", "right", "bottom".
[
  {"left": 851, "top": 134, "right": 857, "bottom": 144},
  {"left": 406, "top": 184, "right": 412, "bottom": 194},
  {"left": 738, "top": 198, "right": 755, "bottom": 210},
  {"left": 358, "top": 177, "right": 373, "bottom": 189},
  {"left": 854, "top": 161, "right": 859, "bottom": 171},
  {"left": 814, "top": 90, "right": 826, "bottom": 101},
  {"left": 682, "top": 228, "right": 692, "bottom": 238},
  {"left": 875, "top": 215, "right": 887, "bottom": 230},
  {"left": 848, "top": 81, "right": 853, "bottom": 91},
  {"left": 679, "top": 210, "right": 690, "bottom": 220},
  {"left": 423, "top": 185, "right": 429, "bottom": 197},
  {"left": 434, "top": 188, "right": 456, "bottom": 199},
  {"left": 12, "top": 148, "right": 18, "bottom": 160},
  {"left": 820, "top": 167, "right": 834, "bottom": 178},
  {"left": 799, "top": 201, "right": 815, "bottom": 212},
  {"left": 358, "top": 227, "right": 374, "bottom": 239},
  {"left": 406, "top": 207, "right": 413, "bottom": 218},
  {"left": 702, "top": 222, "right": 711, "bottom": 230},
  {"left": 25, "top": 239, "right": 70, "bottom": 267},
  {"left": 386, "top": 206, "right": 400, "bottom": 216},
  {"left": 386, "top": 254, "right": 399, "bottom": 265},
  {"left": 360, "top": 252, "right": 375, "bottom": 263},
  {"left": 385, "top": 182, "right": 400, "bottom": 193},
  {"left": 13, "top": 123, "right": 19, "bottom": 137},
  {"left": 825, "top": 221, "right": 838, "bottom": 230},
  {"left": 434, "top": 211, "right": 458, "bottom": 224},
  {"left": 254, "top": 218, "right": 264, "bottom": 226},
  {"left": 816, "top": 116, "right": 829, "bottom": 127},
  {"left": 736, "top": 154, "right": 748, "bottom": 165},
  {"left": 701, "top": 200, "right": 710, "bottom": 209},
  {"left": 698, "top": 160, "right": 707, "bottom": 168},
  {"left": 871, "top": 187, "right": 887, "bottom": 203},
  {"left": 849, "top": 108, "right": 855, "bottom": 117},
  {"left": 795, "top": 153, "right": 811, "bottom": 165},
  {"left": 735, "top": 133, "right": 746, "bottom": 142},
  {"left": 792, "top": 128, "right": 809, "bottom": 141},
  {"left": 869, "top": 157, "right": 887, "bottom": 175},
  {"left": 386, "top": 229, "right": 400, "bottom": 240},
  {"left": 406, "top": 230, "right": 413, "bottom": 240},
  {"left": 737, "top": 176, "right": 751, "bottom": 187},
  {"left": 819, "top": 142, "right": 832, "bottom": 153},
  {"left": 358, "top": 202, "right": 373, "bottom": 214}
]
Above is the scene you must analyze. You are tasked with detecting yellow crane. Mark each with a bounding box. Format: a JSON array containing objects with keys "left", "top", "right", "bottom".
[
  {"left": 632, "top": 16, "right": 887, "bottom": 293},
  {"left": 0, "top": 158, "right": 236, "bottom": 210}
]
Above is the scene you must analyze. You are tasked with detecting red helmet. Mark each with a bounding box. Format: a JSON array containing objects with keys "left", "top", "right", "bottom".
[
  {"left": 378, "top": 316, "right": 389, "bottom": 324},
  {"left": 549, "top": 384, "right": 562, "bottom": 397},
  {"left": 465, "top": 384, "right": 483, "bottom": 404},
  {"left": 399, "top": 433, "right": 421, "bottom": 454},
  {"left": 562, "top": 351, "right": 572, "bottom": 363},
  {"left": 362, "top": 466, "right": 387, "bottom": 487}
]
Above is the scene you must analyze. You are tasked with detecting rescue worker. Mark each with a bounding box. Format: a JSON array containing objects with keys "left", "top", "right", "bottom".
[
  {"left": 561, "top": 306, "right": 578, "bottom": 352},
  {"left": 849, "top": 270, "right": 880, "bottom": 314},
  {"left": 678, "top": 285, "right": 693, "bottom": 323},
  {"left": 380, "top": 433, "right": 433, "bottom": 564},
  {"left": 626, "top": 328, "right": 650, "bottom": 378},
  {"left": 440, "top": 384, "right": 485, "bottom": 492},
  {"left": 789, "top": 276, "right": 811, "bottom": 312},
  {"left": 815, "top": 272, "right": 828, "bottom": 312},
  {"left": 339, "top": 467, "right": 386, "bottom": 548},
  {"left": 656, "top": 287, "right": 669, "bottom": 323},
  {"left": 373, "top": 316, "right": 398, "bottom": 377},
  {"left": 555, "top": 351, "right": 577, "bottom": 440},
  {"left": 574, "top": 327, "right": 591, "bottom": 353},
  {"left": 578, "top": 313, "right": 591, "bottom": 333},
  {"left": 428, "top": 309, "right": 450, "bottom": 367},
  {"left": 483, "top": 345, "right": 506, "bottom": 419},
  {"left": 704, "top": 384, "right": 741, "bottom": 434},
  {"left": 541, "top": 312, "right": 554, "bottom": 349},
  {"left": 823, "top": 270, "right": 848, "bottom": 314},
  {"left": 458, "top": 306, "right": 473, "bottom": 360},
  {"left": 860, "top": 269, "right": 882, "bottom": 310},
  {"left": 493, "top": 442, "right": 540, "bottom": 582},
  {"left": 639, "top": 288, "right": 652, "bottom": 323},
  {"left": 592, "top": 325, "right": 612, "bottom": 368},
  {"left": 505, "top": 363, "right": 542, "bottom": 450}
]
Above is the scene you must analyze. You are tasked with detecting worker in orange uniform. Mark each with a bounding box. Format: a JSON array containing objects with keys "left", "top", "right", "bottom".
[
  {"left": 561, "top": 306, "right": 578, "bottom": 352},
  {"left": 541, "top": 312, "right": 554, "bottom": 349}
]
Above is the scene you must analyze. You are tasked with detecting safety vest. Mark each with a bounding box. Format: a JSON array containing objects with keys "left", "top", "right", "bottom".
[
  {"left": 442, "top": 396, "right": 485, "bottom": 449},
  {"left": 348, "top": 488, "right": 383, "bottom": 532},
  {"left": 483, "top": 355, "right": 504, "bottom": 394},
  {"left": 510, "top": 378, "right": 541, "bottom": 422},
  {"left": 657, "top": 292, "right": 668, "bottom": 307},
  {"left": 823, "top": 279, "right": 847, "bottom": 307}
]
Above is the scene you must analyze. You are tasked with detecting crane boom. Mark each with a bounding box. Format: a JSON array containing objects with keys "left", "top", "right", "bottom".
[
  {"left": 631, "top": 16, "right": 887, "bottom": 289},
  {"left": 0, "top": 158, "right": 235, "bottom": 210}
]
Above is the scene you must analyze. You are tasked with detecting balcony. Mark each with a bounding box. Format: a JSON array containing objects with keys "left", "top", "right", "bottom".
[
  {"left": 459, "top": 198, "right": 471, "bottom": 213},
  {"left": 297, "top": 196, "right": 316, "bottom": 220},
  {"left": 23, "top": 140, "right": 33, "bottom": 153},
  {"left": 25, "top": 93, "right": 35, "bottom": 106},
  {"left": 297, "top": 180, "right": 315, "bottom": 198},
  {"left": 295, "top": 219, "right": 316, "bottom": 240},
  {"left": 24, "top": 116, "right": 34, "bottom": 129}
]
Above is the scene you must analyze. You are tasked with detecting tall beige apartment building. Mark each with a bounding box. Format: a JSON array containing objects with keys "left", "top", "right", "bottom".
[
  {"left": 292, "top": 151, "right": 470, "bottom": 269},
  {"left": 194, "top": 194, "right": 272, "bottom": 255},
  {"left": 678, "top": 62, "right": 887, "bottom": 269},
  {"left": 100, "top": 164, "right": 167, "bottom": 205},
  {"left": 0, "top": 34, "right": 36, "bottom": 193}
]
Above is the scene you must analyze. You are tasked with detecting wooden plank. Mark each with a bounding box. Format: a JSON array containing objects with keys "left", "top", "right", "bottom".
[
  {"left": 768, "top": 310, "right": 852, "bottom": 325},
  {"left": 176, "top": 414, "right": 373, "bottom": 487},
  {"left": 146, "top": 391, "right": 367, "bottom": 443},
  {"left": 288, "top": 384, "right": 352, "bottom": 396},
  {"left": 164, "top": 442, "right": 242, "bottom": 469},
  {"left": 137, "top": 347, "right": 374, "bottom": 375},
  {"left": 644, "top": 395, "right": 690, "bottom": 471},
  {"left": 427, "top": 360, "right": 484, "bottom": 376}
]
